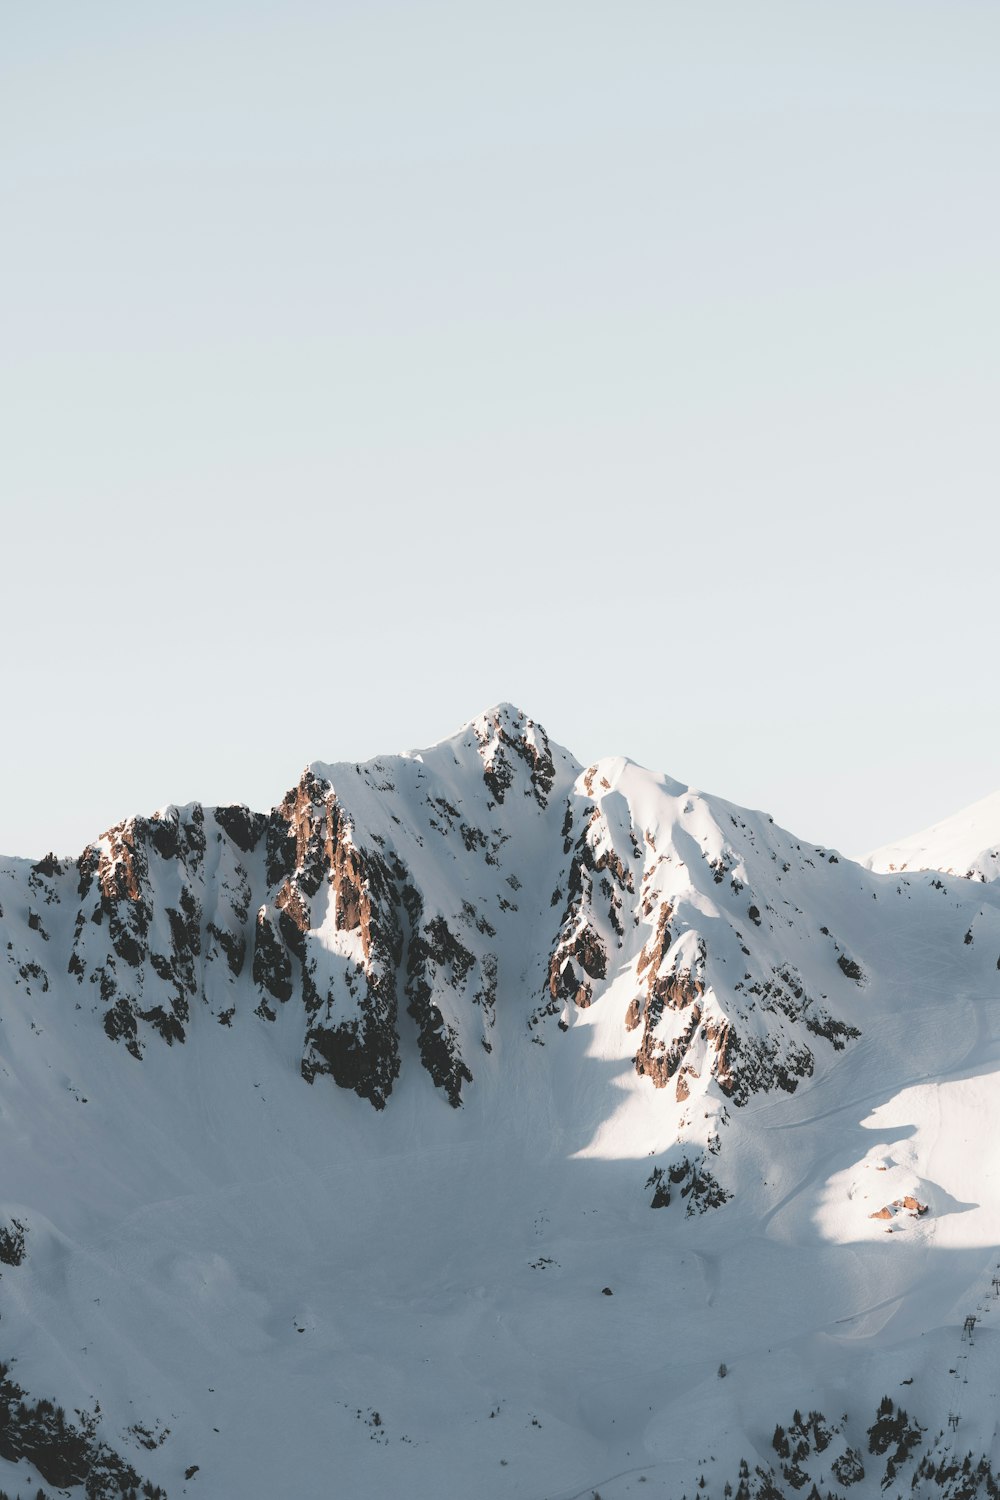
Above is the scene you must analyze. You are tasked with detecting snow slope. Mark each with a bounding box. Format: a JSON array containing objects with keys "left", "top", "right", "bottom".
[
  {"left": 1, "top": 706, "right": 999, "bottom": 1500},
  {"left": 866, "top": 789, "right": 1000, "bottom": 883}
]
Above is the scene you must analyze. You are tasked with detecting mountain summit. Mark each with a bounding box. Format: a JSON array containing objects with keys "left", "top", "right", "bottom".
[
  {"left": 866, "top": 787, "right": 1000, "bottom": 883},
  {"left": 1, "top": 708, "right": 998, "bottom": 1499}
]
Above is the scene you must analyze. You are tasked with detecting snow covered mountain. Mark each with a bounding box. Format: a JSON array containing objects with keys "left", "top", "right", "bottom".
[
  {"left": 866, "top": 790, "right": 1000, "bottom": 884},
  {"left": 1, "top": 706, "right": 999, "bottom": 1500}
]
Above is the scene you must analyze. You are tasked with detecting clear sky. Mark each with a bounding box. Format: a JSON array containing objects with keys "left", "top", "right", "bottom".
[{"left": 3, "top": 2, "right": 999, "bottom": 860}]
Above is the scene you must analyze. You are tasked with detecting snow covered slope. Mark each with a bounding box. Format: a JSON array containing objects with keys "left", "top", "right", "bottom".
[
  {"left": 1, "top": 706, "right": 999, "bottom": 1500},
  {"left": 866, "top": 789, "right": 1000, "bottom": 883}
]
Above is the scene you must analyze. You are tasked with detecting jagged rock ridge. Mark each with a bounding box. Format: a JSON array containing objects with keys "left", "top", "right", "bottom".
[{"left": 2, "top": 706, "right": 879, "bottom": 1148}]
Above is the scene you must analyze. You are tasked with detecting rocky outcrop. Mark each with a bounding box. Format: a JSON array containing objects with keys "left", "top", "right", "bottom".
[
  {"left": 706, "top": 1017, "right": 817, "bottom": 1105},
  {"left": 628, "top": 899, "right": 711, "bottom": 1094},
  {"left": 0, "top": 1220, "right": 26, "bottom": 1268},
  {"left": 837, "top": 951, "right": 866, "bottom": 983},
  {"left": 252, "top": 908, "right": 293, "bottom": 1011},
  {"left": 645, "top": 1155, "right": 730, "bottom": 1214},
  {"left": 538, "top": 796, "right": 633, "bottom": 1029},
  {"left": 0, "top": 1360, "right": 160, "bottom": 1498},
  {"left": 213, "top": 803, "right": 267, "bottom": 853},
  {"left": 402, "top": 899, "right": 475, "bottom": 1107},
  {"left": 472, "top": 706, "right": 557, "bottom": 808},
  {"left": 869, "top": 1196, "right": 928, "bottom": 1222},
  {"left": 636, "top": 991, "right": 704, "bottom": 1094},
  {"left": 67, "top": 804, "right": 233, "bottom": 1053},
  {"left": 266, "top": 771, "right": 405, "bottom": 1108}
]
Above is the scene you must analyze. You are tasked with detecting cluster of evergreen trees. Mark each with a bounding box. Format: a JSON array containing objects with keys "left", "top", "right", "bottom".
[
  {"left": 911, "top": 1451, "right": 1000, "bottom": 1499},
  {"left": 865, "top": 1393, "right": 922, "bottom": 1487}
]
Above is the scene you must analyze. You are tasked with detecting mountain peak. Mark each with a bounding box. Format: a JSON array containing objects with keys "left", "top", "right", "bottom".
[
  {"left": 866, "top": 785, "right": 1000, "bottom": 881},
  {"left": 462, "top": 703, "right": 563, "bottom": 808}
]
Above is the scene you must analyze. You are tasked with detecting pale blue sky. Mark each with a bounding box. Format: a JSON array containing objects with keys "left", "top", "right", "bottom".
[{"left": 3, "top": 2, "right": 999, "bottom": 858}]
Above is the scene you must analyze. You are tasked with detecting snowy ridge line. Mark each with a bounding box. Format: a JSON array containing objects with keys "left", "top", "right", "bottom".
[{"left": 866, "top": 787, "right": 1000, "bottom": 884}]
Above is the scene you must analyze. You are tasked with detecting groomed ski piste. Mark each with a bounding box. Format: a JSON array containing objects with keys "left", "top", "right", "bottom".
[{"left": 0, "top": 706, "right": 998, "bottom": 1500}]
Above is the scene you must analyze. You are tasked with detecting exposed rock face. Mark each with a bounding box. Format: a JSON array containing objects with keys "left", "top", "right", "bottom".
[
  {"left": 0, "top": 1359, "right": 157, "bottom": 1497},
  {"left": 623, "top": 815, "right": 862, "bottom": 1109},
  {"left": 403, "top": 902, "right": 475, "bottom": 1107},
  {"left": 646, "top": 1155, "right": 730, "bottom": 1214},
  {"left": 260, "top": 769, "right": 405, "bottom": 1108},
  {"left": 536, "top": 793, "right": 632, "bottom": 1031},
  {"left": 472, "top": 705, "right": 557, "bottom": 808},
  {"left": 0, "top": 1220, "right": 26, "bottom": 1267},
  {"left": 252, "top": 908, "right": 293, "bottom": 1010},
  {"left": 0, "top": 712, "right": 568, "bottom": 1113},
  {"left": 213, "top": 803, "right": 267, "bottom": 853},
  {"left": 631, "top": 904, "right": 704, "bottom": 1091},
  {"left": 869, "top": 1196, "right": 929, "bottom": 1221},
  {"left": 70, "top": 806, "right": 213, "bottom": 1052}
]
